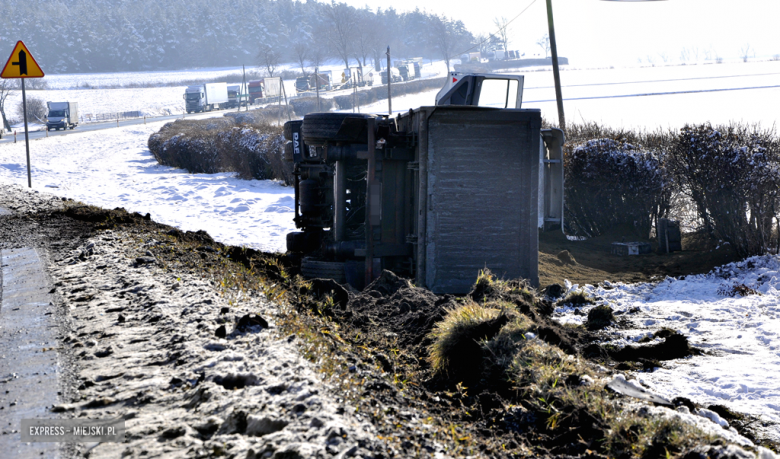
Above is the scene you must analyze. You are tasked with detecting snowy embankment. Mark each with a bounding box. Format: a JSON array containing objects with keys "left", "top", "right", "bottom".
[
  {"left": 0, "top": 121, "right": 296, "bottom": 253},
  {"left": 556, "top": 255, "right": 780, "bottom": 443}
]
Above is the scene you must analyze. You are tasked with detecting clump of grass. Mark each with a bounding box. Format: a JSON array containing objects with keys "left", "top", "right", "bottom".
[
  {"left": 427, "top": 302, "right": 509, "bottom": 380},
  {"left": 470, "top": 269, "right": 538, "bottom": 309},
  {"left": 586, "top": 305, "right": 615, "bottom": 330},
  {"left": 483, "top": 315, "right": 535, "bottom": 368},
  {"left": 556, "top": 289, "right": 596, "bottom": 306},
  {"left": 503, "top": 338, "right": 716, "bottom": 457}
]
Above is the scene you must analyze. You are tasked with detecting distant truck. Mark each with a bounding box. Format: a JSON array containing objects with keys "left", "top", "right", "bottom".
[
  {"left": 46, "top": 102, "right": 78, "bottom": 131},
  {"left": 381, "top": 67, "right": 402, "bottom": 84},
  {"left": 395, "top": 62, "right": 416, "bottom": 82},
  {"left": 295, "top": 72, "right": 334, "bottom": 93},
  {"left": 248, "top": 80, "right": 264, "bottom": 104},
  {"left": 313, "top": 71, "right": 333, "bottom": 91},
  {"left": 226, "top": 85, "right": 241, "bottom": 108},
  {"left": 184, "top": 82, "right": 228, "bottom": 113}
]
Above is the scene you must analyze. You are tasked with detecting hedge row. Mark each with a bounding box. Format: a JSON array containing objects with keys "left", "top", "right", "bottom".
[
  {"left": 331, "top": 77, "right": 447, "bottom": 111},
  {"left": 148, "top": 111, "right": 292, "bottom": 185},
  {"left": 562, "top": 121, "right": 780, "bottom": 257}
]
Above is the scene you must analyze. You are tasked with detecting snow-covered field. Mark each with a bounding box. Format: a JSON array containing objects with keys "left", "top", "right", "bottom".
[
  {"left": 360, "top": 61, "right": 780, "bottom": 130},
  {"left": 556, "top": 256, "right": 780, "bottom": 443},
  {"left": 0, "top": 121, "right": 296, "bottom": 253}
]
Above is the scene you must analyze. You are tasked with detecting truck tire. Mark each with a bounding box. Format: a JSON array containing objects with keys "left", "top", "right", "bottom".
[
  {"left": 283, "top": 120, "right": 303, "bottom": 141},
  {"left": 301, "top": 257, "right": 346, "bottom": 283},
  {"left": 302, "top": 113, "right": 374, "bottom": 145}
]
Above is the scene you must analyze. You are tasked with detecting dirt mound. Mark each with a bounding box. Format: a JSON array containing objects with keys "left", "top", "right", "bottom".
[
  {"left": 556, "top": 250, "right": 577, "bottom": 265},
  {"left": 333, "top": 270, "right": 458, "bottom": 359}
]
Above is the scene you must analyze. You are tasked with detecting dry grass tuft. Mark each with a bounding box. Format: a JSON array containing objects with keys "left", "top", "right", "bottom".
[
  {"left": 556, "top": 289, "right": 596, "bottom": 307},
  {"left": 427, "top": 302, "right": 509, "bottom": 379}
]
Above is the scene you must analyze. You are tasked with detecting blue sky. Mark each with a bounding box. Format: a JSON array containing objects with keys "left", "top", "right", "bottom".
[{"left": 341, "top": 0, "right": 780, "bottom": 66}]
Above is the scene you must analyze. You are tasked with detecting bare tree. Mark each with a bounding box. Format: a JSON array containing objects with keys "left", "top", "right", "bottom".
[
  {"left": 17, "top": 96, "right": 47, "bottom": 122},
  {"left": 321, "top": 2, "right": 357, "bottom": 71},
  {"left": 658, "top": 52, "right": 669, "bottom": 64},
  {"left": 353, "top": 8, "right": 377, "bottom": 70},
  {"left": 0, "top": 79, "right": 18, "bottom": 132},
  {"left": 493, "top": 16, "right": 510, "bottom": 55},
  {"left": 740, "top": 44, "right": 754, "bottom": 63},
  {"left": 291, "top": 41, "right": 309, "bottom": 77},
  {"left": 691, "top": 46, "right": 700, "bottom": 63},
  {"left": 536, "top": 34, "right": 550, "bottom": 58},
  {"left": 257, "top": 44, "right": 281, "bottom": 77},
  {"left": 680, "top": 48, "right": 690, "bottom": 64},
  {"left": 429, "top": 15, "right": 470, "bottom": 72}
]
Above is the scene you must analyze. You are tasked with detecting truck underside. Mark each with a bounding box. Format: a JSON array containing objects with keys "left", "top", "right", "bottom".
[{"left": 284, "top": 74, "right": 564, "bottom": 293}]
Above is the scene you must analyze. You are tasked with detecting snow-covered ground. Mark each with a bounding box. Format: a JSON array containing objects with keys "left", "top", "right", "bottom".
[
  {"left": 0, "top": 121, "right": 296, "bottom": 253},
  {"left": 556, "top": 256, "right": 780, "bottom": 443},
  {"left": 357, "top": 61, "right": 780, "bottom": 130}
]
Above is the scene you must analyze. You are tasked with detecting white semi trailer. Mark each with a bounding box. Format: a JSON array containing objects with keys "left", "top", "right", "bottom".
[{"left": 184, "top": 82, "right": 229, "bottom": 113}]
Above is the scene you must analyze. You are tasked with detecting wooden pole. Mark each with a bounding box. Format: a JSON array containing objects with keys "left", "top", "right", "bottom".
[
  {"left": 546, "top": 0, "right": 566, "bottom": 132},
  {"left": 386, "top": 46, "right": 392, "bottom": 115},
  {"left": 315, "top": 66, "right": 321, "bottom": 111}
]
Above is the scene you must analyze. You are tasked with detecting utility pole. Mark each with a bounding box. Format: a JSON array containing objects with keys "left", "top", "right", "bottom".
[
  {"left": 315, "top": 66, "right": 321, "bottom": 112},
  {"left": 242, "top": 65, "right": 247, "bottom": 111},
  {"left": 546, "top": 0, "right": 565, "bottom": 132},
  {"left": 386, "top": 46, "right": 392, "bottom": 115}
]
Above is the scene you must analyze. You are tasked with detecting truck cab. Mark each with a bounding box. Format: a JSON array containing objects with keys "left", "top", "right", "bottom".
[
  {"left": 226, "top": 85, "right": 241, "bottom": 108},
  {"left": 184, "top": 86, "right": 205, "bottom": 113},
  {"left": 295, "top": 76, "right": 310, "bottom": 93},
  {"left": 247, "top": 80, "right": 264, "bottom": 104},
  {"left": 46, "top": 101, "right": 78, "bottom": 131}
]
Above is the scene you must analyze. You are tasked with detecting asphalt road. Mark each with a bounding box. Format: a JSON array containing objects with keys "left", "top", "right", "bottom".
[{"left": 0, "top": 110, "right": 230, "bottom": 145}]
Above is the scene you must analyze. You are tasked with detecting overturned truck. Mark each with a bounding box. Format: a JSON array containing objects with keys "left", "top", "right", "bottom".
[{"left": 284, "top": 73, "right": 564, "bottom": 294}]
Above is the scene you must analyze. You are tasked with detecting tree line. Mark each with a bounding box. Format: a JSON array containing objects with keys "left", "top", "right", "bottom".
[{"left": 0, "top": 0, "right": 474, "bottom": 75}]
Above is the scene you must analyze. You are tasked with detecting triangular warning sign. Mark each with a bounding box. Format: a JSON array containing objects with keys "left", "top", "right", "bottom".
[{"left": 1, "top": 41, "right": 45, "bottom": 78}]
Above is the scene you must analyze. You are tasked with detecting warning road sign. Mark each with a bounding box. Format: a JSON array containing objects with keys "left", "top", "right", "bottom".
[{"left": 1, "top": 41, "right": 45, "bottom": 78}]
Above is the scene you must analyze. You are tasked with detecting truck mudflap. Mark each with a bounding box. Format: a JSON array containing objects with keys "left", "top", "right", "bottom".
[{"left": 541, "top": 128, "right": 565, "bottom": 232}]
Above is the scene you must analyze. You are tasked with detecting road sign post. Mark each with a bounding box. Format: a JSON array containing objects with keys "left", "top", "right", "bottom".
[{"left": 1, "top": 41, "right": 45, "bottom": 188}]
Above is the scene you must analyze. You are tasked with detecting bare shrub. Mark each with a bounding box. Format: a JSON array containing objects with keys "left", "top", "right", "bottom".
[
  {"left": 666, "top": 123, "right": 780, "bottom": 256},
  {"left": 17, "top": 96, "right": 48, "bottom": 122}
]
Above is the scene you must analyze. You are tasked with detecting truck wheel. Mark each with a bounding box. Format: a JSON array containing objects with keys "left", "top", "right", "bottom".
[
  {"left": 283, "top": 120, "right": 303, "bottom": 141},
  {"left": 301, "top": 257, "right": 346, "bottom": 283},
  {"left": 302, "top": 113, "right": 374, "bottom": 146}
]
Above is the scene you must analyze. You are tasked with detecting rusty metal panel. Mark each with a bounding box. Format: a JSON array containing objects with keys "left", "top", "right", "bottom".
[{"left": 423, "top": 107, "right": 541, "bottom": 293}]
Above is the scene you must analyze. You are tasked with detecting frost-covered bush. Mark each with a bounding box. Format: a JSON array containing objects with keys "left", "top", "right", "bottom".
[
  {"left": 148, "top": 117, "right": 291, "bottom": 184},
  {"left": 565, "top": 137, "right": 671, "bottom": 238},
  {"left": 666, "top": 123, "right": 780, "bottom": 256}
]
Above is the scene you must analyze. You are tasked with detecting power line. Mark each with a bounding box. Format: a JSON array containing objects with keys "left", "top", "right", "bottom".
[{"left": 451, "top": 0, "right": 538, "bottom": 61}]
